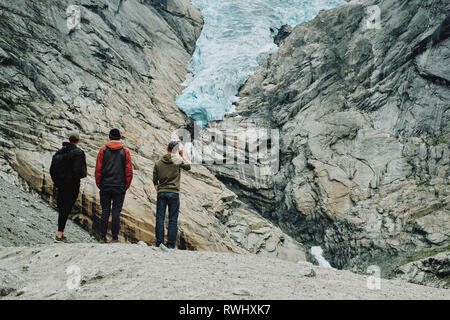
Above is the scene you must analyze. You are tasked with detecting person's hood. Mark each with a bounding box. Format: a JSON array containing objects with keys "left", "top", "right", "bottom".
[
  {"left": 161, "top": 154, "right": 173, "bottom": 164},
  {"left": 161, "top": 153, "right": 183, "bottom": 165},
  {"left": 61, "top": 141, "right": 77, "bottom": 152},
  {"left": 105, "top": 141, "right": 124, "bottom": 150}
]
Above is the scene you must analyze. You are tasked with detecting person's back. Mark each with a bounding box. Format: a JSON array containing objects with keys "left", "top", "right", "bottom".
[
  {"left": 52, "top": 141, "right": 86, "bottom": 185},
  {"left": 50, "top": 132, "right": 86, "bottom": 242},
  {"left": 153, "top": 154, "right": 191, "bottom": 193},
  {"left": 95, "top": 129, "right": 133, "bottom": 243},
  {"left": 97, "top": 141, "right": 129, "bottom": 190},
  {"left": 152, "top": 141, "right": 190, "bottom": 248}
]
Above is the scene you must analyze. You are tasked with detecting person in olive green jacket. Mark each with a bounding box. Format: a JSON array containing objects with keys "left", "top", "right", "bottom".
[{"left": 152, "top": 141, "right": 191, "bottom": 248}]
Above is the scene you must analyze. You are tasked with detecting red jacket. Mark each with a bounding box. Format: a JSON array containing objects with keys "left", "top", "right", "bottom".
[{"left": 95, "top": 141, "right": 133, "bottom": 189}]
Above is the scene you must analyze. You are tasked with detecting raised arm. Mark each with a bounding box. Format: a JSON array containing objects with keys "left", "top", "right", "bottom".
[{"left": 179, "top": 148, "right": 191, "bottom": 171}]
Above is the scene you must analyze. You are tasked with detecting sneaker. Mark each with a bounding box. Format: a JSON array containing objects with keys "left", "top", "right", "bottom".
[
  {"left": 99, "top": 237, "right": 107, "bottom": 244},
  {"left": 54, "top": 235, "right": 67, "bottom": 243},
  {"left": 111, "top": 239, "right": 119, "bottom": 243},
  {"left": 158, "top": 243, "right": 169, "bottom": 252}
]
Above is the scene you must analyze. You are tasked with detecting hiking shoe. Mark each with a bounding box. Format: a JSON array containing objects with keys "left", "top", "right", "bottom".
[
  {"left": 99, "top": 237, "right": 107, "bottom": 244},
  {"left": 54, "top": 235, "right": 67, "bottom": 243},
  {"left": 111, "top": 239, "right": 120, "bottom": 243}
]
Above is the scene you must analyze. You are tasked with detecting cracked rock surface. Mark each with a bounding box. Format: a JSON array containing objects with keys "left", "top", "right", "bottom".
[
  {"left": 205, "top": 0, "right": 450, "bottom": 284},
  {"left": 0, "top": 0, "right": 306, "bottom": 261}
]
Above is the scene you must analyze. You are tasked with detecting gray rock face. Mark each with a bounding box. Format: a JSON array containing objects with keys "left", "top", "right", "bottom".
[
  {"left": 205, "top": 0, "right": 450, "bottom": 278},
  {"left": 0, "top": 0, "right": 306, "bottom": 261},
  {"left": 0, "top": 176, "right": 97, "bottom": 246},
  {"left": 273, "top": 25, "right": 293, "bottom": 46},
  {"left": 395, "top": 251, "right": 449, "bottom": 289}
]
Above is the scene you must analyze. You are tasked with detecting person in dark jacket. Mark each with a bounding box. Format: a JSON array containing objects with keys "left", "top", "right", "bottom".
[
  {"left": 53, "top": 132, "right": 87, "bottom": 242},
  {"left": 95, "top": 128, "right": 133, "bottom": 243},
  {"left": 152, "top": 141, "right": 191, "bottom": 249}
]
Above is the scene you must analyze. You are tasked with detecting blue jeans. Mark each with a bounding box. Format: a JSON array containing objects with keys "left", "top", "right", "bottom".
[
  {"left": 100, "top": 186, "right": 126, "bottom": 240},
  {"left": 155, "top": 192, "right": 180, "bottom": 248}
]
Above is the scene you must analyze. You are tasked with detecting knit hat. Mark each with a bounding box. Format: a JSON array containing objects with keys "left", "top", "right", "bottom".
[{"left": 109, "top": 128, "right": 121, "bottom": 140}]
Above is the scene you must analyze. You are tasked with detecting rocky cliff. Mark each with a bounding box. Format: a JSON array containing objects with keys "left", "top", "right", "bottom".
[
  {"left": 0, "top": 0, "right": 306, "bottom": 261},
  {"left": 204, "top": 0, "right": 449, "bottom": 285}
]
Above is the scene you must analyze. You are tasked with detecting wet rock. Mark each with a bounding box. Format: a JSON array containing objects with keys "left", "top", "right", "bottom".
[{"left": 273, "top": 25, "right": 293, "bottom": 46}]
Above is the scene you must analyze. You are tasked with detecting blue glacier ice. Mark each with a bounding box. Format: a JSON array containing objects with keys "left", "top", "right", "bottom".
[{"left": 176, "top": 0, "right": 346, "bottom": 126}]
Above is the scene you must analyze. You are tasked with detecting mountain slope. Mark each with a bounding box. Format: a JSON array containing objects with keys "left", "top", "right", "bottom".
[
  {"left": 0, "top": 0, "right": 305, "bottom": 261},
  {"left": 204, "top": 0, "right": 450, "bottom": 285},
  {"left": 0, "top": 176, "right": 96, "bottom": 246}
]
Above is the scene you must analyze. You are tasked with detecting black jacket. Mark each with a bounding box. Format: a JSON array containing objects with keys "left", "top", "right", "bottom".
[
  {"left": 95, "top": 141, "right": 133, "bottom": 190},
  {"left": 57, "top": 142, "right": 87, "bottom": 182}
]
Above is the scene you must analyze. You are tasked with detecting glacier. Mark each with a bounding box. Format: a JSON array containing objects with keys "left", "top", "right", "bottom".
[{"left": 176, "top": 0, "right": 346, "bottom": 126}]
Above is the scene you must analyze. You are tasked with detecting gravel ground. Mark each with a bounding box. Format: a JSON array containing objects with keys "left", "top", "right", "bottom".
[
  {"left": 1, "top": 177, "right": 449, "bottom": 300},
  {"left": 0, "top": 177, "right": 97, "bottom": 246},
  {"left": 0, "top": 243, "right": 449, "bottom": 300}
]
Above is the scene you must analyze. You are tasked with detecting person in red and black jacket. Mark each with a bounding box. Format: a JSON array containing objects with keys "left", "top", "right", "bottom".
[{"left": 95, "top": 128, "right": 133, "bottom": 243}]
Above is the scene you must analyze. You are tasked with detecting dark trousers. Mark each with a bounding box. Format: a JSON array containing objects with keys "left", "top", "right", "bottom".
[
  {"left": 155, "top": 192, "right": 180, "bottom": 248},
  {"left": 100, "top": 186, "right": 126, "bottom": 240},
  {"left": 56, "top": 181, "right": 80, "bottom": 232}
]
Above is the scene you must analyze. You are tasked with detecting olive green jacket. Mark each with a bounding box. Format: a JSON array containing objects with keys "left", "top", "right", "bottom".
[{"left": 152, "top": 154, "right": 191, "bottom": 193}]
